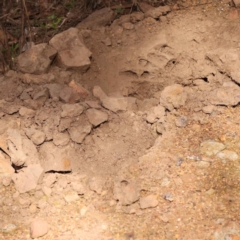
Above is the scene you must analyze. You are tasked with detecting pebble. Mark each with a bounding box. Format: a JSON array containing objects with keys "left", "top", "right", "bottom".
[
  {"left": 140, "top": 195, "right": 158, "bottom": 209},
  {"left": 200, "top": 140, "right": 225, "bottom": 156},
  {"left": 175, "top": 115, "right": 188, "bottom": 127},
  {"left": 64, "top": 191, "right": 80, "bottom": 203},
  {"left": 216, "top": 150, "right": 239, "bottom": 161},
  {"left": 2, "top": 223, "right": 17, "bottom": 233},
  {"left": 162, "top": 193, "right": 174, "bottom": 202}
]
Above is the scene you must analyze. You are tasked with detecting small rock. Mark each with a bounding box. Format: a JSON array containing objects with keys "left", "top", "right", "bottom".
[
  {"left": 122, "top": 22, "right": 134, "bottom": 30},
  {"left": 162, "top": 193, "right": 173, "bottom": 202},
  {"left": 42, "top": 186, "right": 52, "bottom": 197},
  {"left": 30, "top": 219, "right": 49, "bottom": 239},
  {"left": 2, "top": 176, "right": 12, "bottom": 186},
  {"left": 93, "top": 85, "right": 108, "bottom": 99},
  {"left": 46, "top": 83, "right": 62, "bottom": 100},
  {"left": 200, "top": 140, "right": 225, "bottom": 157},
  {"left": 147, "top": 113, "right": 157, "bottom": 123},
  {"left": 85, "top": 108, "right": 108, "bottom": 127},
  {"left": 175, "top": 116, "right": 188, "bottom": 127},
  {"left": 33, "top": 88, "right": 49, "bottom": 103},
  {"left": 103, "top": 37, "right": 112, "bottom": 46},
  {"left": 2, "top": 223, "right": 17, "bottom": 233},
  {"left": 68, "top": 80, "right": 89, "bottom": 99},
  {"left": 53, "top": 132, "right": 70, "bottom": 146},
  {"left": 64, "top": 191, "right": 79, "bottom": 203},
  {"left": 29, "top": 204, "right": 37, "bottom": 214},
  {"left": 202, "top": 105, "right": 215, "bottom": 114},
  {"left": 61, "top": 103, "right": 84, "bottom": 118},
  {"left": 217, "top": 150, "right": 239, "bottom": 161},
  {"left": 71, "top": 182, "right": 86, "bottom": 194},
  {"left": 25, "top": 128, "right": 46, "bottom": 145},
  {"left": 19, "top": 107, "right": 35, "bottom": 118},
  {"left": 156, "top": 122, "right": 165, "bottom": 134},
  {"left": 59, "top": 86, "right": 74, "bottom": 103},
  {"left": 140, "top": 195, "right": 158, "bottom": 209}
]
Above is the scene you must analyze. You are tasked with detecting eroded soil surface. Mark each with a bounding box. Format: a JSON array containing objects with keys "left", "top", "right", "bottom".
[{"left": 2, "top": 0, "right": 240, "bottom": 239}]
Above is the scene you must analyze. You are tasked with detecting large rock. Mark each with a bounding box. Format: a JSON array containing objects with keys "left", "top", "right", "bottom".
[
  {"left": 49, "top": 28, "right": 92, "bottom": 72},
  {"left": 86, "top": 108, "right": 108, "bottom": 127},
  {"left": 77, "top": 8, "right": 115, "bottom": 30},
  {"left": 208, "top": 87, "right": 240, "bottom": 106},
  {"left": 160, "top": 84, "right": 187, "bottom": 111},
  {"left": 16, "top": 43, "right": 57, "bottom": 74},
  {"left": 39, "top": 142, "right": 72, "bottom": 172},
  {"left": 12, "top": 164, "right": 44, "bottom": 193}
]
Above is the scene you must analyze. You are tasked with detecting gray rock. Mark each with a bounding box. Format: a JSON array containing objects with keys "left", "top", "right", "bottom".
[
  {"left": 160, "top": 84, "right": 187, "bottom": 111},
  {"left": 12, "top": 164, "right": 44, "bottom": 193},
  {"left": 77, "top": 8, "right": 115, "bottom": 29},
  {"left": 30, "top": 219, "right": 49, "bottom": 239},
  {"left": 86, "top": 108, "right": 108, "bottom": 127},
  {"left": 49, "top": 28, "right": 92, "bottom": 72},
  {"left": 200, "top": 140, "right": 225, "bottom": 157},
  {"left": 39, "top": 142, "right": 72, "bottom": 172},
  {"left": 113, "top": 180, "right": 140, "bottom": 206},
  {"left": 16, "top": 43, "right": 57, "bottom": 74},
  {"left": 140, "top": 195, "right": 158, "bottom": 209},
  {"left": 25, "top": 128, "right": 46, "bottom": 145},
  {"left": 175, "top": 116, "right": 188, "bottom": 128},
  {"left": 61, "top": 104, "right": 84, "bottom": 118},
  {"left": 216, "top": 150, "right": 239, "bottom": 161}
]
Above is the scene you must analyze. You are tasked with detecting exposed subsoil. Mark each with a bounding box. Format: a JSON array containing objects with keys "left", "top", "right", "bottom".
[{"left": 2, "top": 0, "right": 240, "bottom": 239}]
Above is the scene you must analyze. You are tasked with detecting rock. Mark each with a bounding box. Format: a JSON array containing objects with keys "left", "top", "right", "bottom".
[
  {"left": 2, "top": 223, "right": 17, "bottom": 233},
  {"left": 217, "top": 150, "right": 239, "bottom": 161},
  {"left": 45, "top": 83, "right": 62, "bottom": 100},
  {"left": 85, "top": 100, "right": 101, "bottom": 109},
  {"left": 138, "top": 2, "right": 154, "bottom": 13},
  {"left": 33, "top": 88, "right": 49, "bottom": 103},
  {"left": 160, "top": 84, "right": 188, "bottom": 111},
  {"left": 42, "top": 186, "right": 52, "bottom": 197},
  {"left": 233, "top": 0, "right": 240, "bottom": 8},
  {"left": 93, "top": 85, "right": 108, "bottom": 99},
  {"left": 12, "top": 164, "right": 44, "bottom": 193},
  {"left": 137, "top": 98, "right": 159, "bottom": 112},
  {"left": 19, "top": 107, "right": 35, "bottom": 118},
  {"left": 77, "top": 8, "right": 115, "bottom": 29},
  {"left": 146, "top": 113, "right": 157, "bottom": 123},
  {"left": 68, "top": 116, "right": 92, "bottom": 143},
  {"left": 89, "top": 177, "right": 105, "bottom": 194},
  {"left": 29, "top": 204, "right": 37, "bottom": 214},
  {"left": 25, "top": 128, "right": 46, "bottom": 145},
  {"left": 103, "top": 37, "right": 112, "bottom": 46},
  {"left": 85, "top": 108, "right": 108, "bottom": 127},
  {"left": 39, "top": 142, "right": 72, "bottom": 172},
  {"left": 113, "top": 180, "right": 140, "bottom": 206},
  {"left": 2, "top": 176, "right": 12, "bottom": 186},
  {"left": 42, "top": 174, "right": 57, "bottom": 187},
  {"left": 1, "top": 103, "right": 20, "bottom": 115},
  {"left": 156, "top": 123, "right": 165, "bottom": 134},
  {"left": 59, "top": 86, "right": 74, "bottom": 103},
  {"left": 102, "top": 97, "right": 128, "bottom": 112},
  {"left": 162, "top": 193, "right": 174, "bottom": 202},
  {"left": 58, "top": 118, "right": 72, "bottom": 132},
  {"left": 200, "top": 140, "right": 225, "bottom": 157},
  {"left": 30, "top": 219, "right": 49, "bottom": 239},
  {"left": 3, "top": 128, "right": 40, "bottom": 166},
  {"left": 64, "top": 191, "right": 79, "bottom": 203},
  {"left": 16, "top": 43, "right": 57, "bottom": 74},
  {"left": 49, "top": 28, "right": 92, "bottom": 72},
  {"left": 145, "top": 5, "right": 171, "bottom": 19},
  {"left": 130, "top": 12, "right": 144, "bottom": 23},
  {"left": 175, "top": 116, "right": 188, "bottom": 128},
  {"left": 153, "top": 105, "right": 166, "bottom": 118},
  {"left": 61, "top": 103, "right": 84, "bottom": 118},
  {"left": 122, "top": 22, "right": 134, "bottom": 30},
  {"left": 208, "top": 87, "right": 240, "bottom": 106},
  {"left": 19, "top": 72, "right": 55, "bottom": 84},
  {"left": 68, "top": 80, "right": 89, "bottom": 99},
  {"left": 53, "top": 132, "right": 70, "bottom": 146},
  {"left": 140, "top": 195, "right": 158, "bottom": 209},
  {"left": 202, "top": 105, "right": 215, "bottom": 114},
  {"left": 0, "top": 153, "right": 14, "bottom": 176},
  {"left": 71, "top": 182, "right": 86, "bottom": 194}
]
